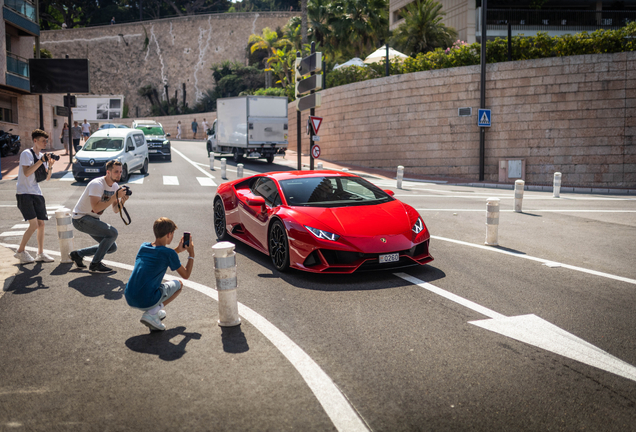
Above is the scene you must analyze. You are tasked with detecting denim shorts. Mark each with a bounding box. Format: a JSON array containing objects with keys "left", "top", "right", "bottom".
[{"left": 137, "top": 279, "right": 182, "bottom": 311}]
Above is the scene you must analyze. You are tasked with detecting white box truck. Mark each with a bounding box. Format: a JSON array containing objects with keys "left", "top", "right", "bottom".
[{"left": 206, "top": 96, "right": 288, "bottom": 163}]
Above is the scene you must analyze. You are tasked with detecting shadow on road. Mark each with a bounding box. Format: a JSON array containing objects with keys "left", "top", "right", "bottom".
[
  {"left": 125, "top": 326, "right": 202, "bottom": 361},
  {"left": 6, "top": 263, "right": 49, "bottom": 294},
  {"left": 221, "top": 325, "right": 249, "bottom": 354},
  {"left": 68, "top": 274, "right": 125, "bottom": 300}
]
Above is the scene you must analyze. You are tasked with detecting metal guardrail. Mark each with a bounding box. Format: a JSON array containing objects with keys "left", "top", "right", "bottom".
[
  {"left": 6, "top": 52, "right": 29, "bottom": 78},
  {"left": 478, "top": 8, "right": 636, "bottom": 33},
  {"left": 4, "top": 0, "right": 36, "bottom": 22}
]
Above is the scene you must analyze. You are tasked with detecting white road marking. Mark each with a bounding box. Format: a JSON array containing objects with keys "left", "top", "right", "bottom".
[
  {"left": 127, "top": 175, "right": 145, "bottom": 184},
  {"left": 0, "top": 231, "right": 25, "bottom": 237},
  {"left": 431, "top": 235, "right": 636, "bottom": 286},
  {"left": 11, "top": 224, "right": 29, "bottom": 229},
  {"left": 196, "top": 177, "right": 217, "bottom": 187},
  {"left": 395, "top": 273, "right": 636, "bottom": 383},
  {"left": 59, "top": 172, "right": 75, "bottom": 181},
  {"left": 163, "top": 176, "right": 179, "bottom": 186},
  {"left": 416, "top": 209, "right": 636, "bottom": 213},
  {"left": 404, "top": 194, "right": 636, "bottom": 201},
  {"left": 0, "top": 243, "right": 369, "bottom": 432},
  {"left": 170, "top": 147, "right": 218, "bottom": 181}
]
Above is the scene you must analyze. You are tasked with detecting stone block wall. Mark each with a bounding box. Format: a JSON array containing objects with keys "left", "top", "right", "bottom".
[{"left": 292, "top": 51, "right": 635, "bottom": 188}]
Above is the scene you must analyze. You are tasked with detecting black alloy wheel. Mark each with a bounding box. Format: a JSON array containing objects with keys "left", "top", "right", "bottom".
[
  {"left": 213, "top": 198, "right": 228, "bottom": 241},
  {"left": 140, "top": 158, "right": 149, "bottom": 174},
  {"left": 268, "top": 220, "right": 290, "bottom": 272}
]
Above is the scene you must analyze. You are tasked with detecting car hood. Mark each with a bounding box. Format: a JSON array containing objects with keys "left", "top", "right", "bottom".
[
  {"left": 75, "top": 150, "right": 120, "bottom": 160},
  {"left": 291, "top": 200, "right": 411, "bottom": 236}
]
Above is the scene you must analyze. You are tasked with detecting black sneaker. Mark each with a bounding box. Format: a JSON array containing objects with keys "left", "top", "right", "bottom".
[
  {"left": 89, "top": 262, "right": 114, "bottom": 273},
  {"left": 69, "top": 251, "right": 86, "bottom": 269}
]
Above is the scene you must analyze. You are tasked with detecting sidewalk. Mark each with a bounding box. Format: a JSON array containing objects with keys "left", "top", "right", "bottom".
[{"left": 0, "top": 148, "right": 74, "bottom": 180}]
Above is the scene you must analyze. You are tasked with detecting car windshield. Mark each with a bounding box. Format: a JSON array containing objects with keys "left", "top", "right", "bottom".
[
  {"left": 279, "top": 176, "right": 394, "bottom": 207},
  {"left": 136, "top": 126, "right": 164, "bottom": 136},
  {"left": 81, "top": 137, "right": 124, "bottom": 152}
]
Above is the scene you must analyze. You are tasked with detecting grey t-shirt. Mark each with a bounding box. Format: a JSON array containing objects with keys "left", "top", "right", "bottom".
[{"left": 71, "top": 126, "right": 82, "bottom": 140}]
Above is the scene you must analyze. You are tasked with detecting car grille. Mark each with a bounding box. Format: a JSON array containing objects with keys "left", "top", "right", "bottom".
[
  {"left": 147, "top": 141, "right": 164, "bottom": 148},
  {"left": 79, "top": 161, "right": 106, "bottom": 167}
]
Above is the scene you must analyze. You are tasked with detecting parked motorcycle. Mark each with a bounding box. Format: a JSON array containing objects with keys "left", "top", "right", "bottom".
[{"left": 0, "top": 129, "right": 21, "bottom": 157}]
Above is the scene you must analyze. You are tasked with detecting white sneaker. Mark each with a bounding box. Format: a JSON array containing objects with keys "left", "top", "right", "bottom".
[
  {"left": 14, "top": 251, "right": 35, "bottom": 264},
  {"left": 140, "top": 311, "right": 166, "bottom": 331},
  {"left": 35, "top": 253, "right": 55, "bottom": 263},
  {"left": 158, "top": 310, "right": 166, "bottom": 320}
]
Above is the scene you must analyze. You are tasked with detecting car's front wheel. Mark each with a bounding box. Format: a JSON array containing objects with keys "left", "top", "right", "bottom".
[
  {"left": 120, "top": 165, "right": 128, "bottom": 183},
  {"left": 140, "top": 158, "right": 149, "bottom": 175},
  {"left": 269, "top": 220, "right": 290, "bottom": 272},
  {"left": 213, "top": 198, "right": 228, "bottom": 241}
]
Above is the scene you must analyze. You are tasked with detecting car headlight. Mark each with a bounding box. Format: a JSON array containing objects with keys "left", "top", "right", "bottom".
[
  {"left": 304, "top": 225, "right": 340, "bottom": 241},
  {"left": 72, "top": 157, "right": 78, "bottom": 164},
  {"left": 412, "top": 217, "right": 424, "bottom": 234},
  {"left": 163, "top": 140, "right": 170, "bottom": 145}
]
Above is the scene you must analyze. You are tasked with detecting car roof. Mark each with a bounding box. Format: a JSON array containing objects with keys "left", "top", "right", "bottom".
[{"left": 90, "top": 128, "right": 143, "bottom": 138}]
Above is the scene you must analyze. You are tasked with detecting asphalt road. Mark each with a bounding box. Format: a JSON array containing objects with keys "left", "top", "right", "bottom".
[{"left": 0, "top": 140, "right": 635, "bottom": 431}]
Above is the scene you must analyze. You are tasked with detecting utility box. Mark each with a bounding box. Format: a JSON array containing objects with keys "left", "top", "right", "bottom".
[{"left": 498, "top": 159, "right": 525, "bottom": 183}]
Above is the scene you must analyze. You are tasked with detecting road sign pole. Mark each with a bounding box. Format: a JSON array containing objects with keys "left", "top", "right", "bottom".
[
  {"left": 309, "top": 42, "right": 315, "bottom": 171},
  {"left": 67, "top": 93, "right": 73, "bottom": 165},
  {"left": 296, "top": 51, "right": 302, "bottom": 171},
  {"left": 479, "top": 0, "right": 487, "bottom": 181}
]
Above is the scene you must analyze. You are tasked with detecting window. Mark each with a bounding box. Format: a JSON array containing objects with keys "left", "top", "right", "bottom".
[
  {"left": 0, "top": 95, "right": 16, "bottom": 124},
  {"left": 133, "top": 134, "right": 145, "bottom": 147},
  {"left": 126, "top": 137, "right": 134, "bottom": 149},
  {"left": 251, "top": 177, "right": 280, "bottom": 207}
]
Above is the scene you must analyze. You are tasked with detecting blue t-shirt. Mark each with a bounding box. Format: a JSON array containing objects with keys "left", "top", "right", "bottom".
[{"left": 125, "top": 242, "right": 182, "bottom": 308}]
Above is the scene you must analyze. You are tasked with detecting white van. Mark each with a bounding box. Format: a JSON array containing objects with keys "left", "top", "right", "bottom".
[{"left": 72, "top": 128, "right": 149, "bottom": 183}]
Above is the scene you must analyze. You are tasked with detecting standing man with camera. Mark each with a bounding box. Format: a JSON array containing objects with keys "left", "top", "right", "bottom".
[
  {"left": 14, "top": 129, "right": 57, "bottom": 264},
  {"left": 69, "top": 160, "right": 130, "bottom": 273}
]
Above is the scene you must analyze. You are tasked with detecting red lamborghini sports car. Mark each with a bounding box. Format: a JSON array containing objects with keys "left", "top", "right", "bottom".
[{"left": 213, "top": 171, "right": 433, "bottom": 273}]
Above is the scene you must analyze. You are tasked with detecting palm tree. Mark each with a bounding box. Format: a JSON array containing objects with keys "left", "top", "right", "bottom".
[
  {"left": 391, "top": 0, "right": 458, "bottom": 56},
  {"left": 248, "top": 27, "right": 293, "bottom": 67}
]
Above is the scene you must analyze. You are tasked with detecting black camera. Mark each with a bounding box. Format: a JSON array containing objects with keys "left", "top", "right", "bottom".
[
  {"left": 120, "top": 185, "right": 132, "bottom": 196},
  {"left": 42, "top": 153, "right": 60, "bottom": 163}
]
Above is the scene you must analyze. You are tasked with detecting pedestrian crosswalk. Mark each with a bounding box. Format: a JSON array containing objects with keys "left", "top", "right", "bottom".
[
  {"left": 57, "top": 173, "right": 218, "bottom": 187},
  {"left": 0, "top": 206, "right": 65, "bottom": 239}
]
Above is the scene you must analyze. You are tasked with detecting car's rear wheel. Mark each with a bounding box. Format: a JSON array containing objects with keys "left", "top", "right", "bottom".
[
  {"left": 140, "top": 158, "right": 149, "bottom": 174},
  {"left": 269, "top": 220, "right": 290, "bottom": 272},
  {"left": 213, "top": 198, "right": 228, "bottom": 241},
  {"left": 207, "top": 142, "right": 212, "bottom": 157},
  {"left": 232, "top": 148, "right": 242, "bottom": 163},
  {"left": 266, "top": 155, "right": 274, "bottom": 164}
]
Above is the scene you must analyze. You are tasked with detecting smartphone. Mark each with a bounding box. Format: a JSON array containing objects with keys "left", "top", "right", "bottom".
[{"left": 183, "top": 232, "right": 190, "bottom": 247}]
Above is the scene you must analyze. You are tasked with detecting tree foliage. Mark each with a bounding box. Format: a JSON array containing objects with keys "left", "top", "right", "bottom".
[{"left": 391, "top": 0, "right": 457, "bottom": 56}]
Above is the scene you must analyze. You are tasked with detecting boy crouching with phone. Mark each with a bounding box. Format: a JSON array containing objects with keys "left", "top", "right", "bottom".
[{"left": 124, "top": 217, "right": 194, "bottom": 331}]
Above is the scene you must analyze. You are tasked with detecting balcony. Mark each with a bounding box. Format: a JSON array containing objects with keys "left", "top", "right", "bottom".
[
  {"left": 476, "top": 8, "right": 636, "bottom": 40},
  {"left": 3, "top": 0, "right": 39, "bottom": 37},
  {"left": 5, "top": 52, "right": 30, "bottom": 93}
]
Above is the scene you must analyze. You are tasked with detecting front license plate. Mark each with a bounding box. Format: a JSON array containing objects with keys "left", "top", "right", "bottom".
[
  {"left": 85, "top": 168, "right": 99, "bottom": 173},
  {"left": 379, "top": 253, "right": 399, "bottom": 264},
  {"left": 148, "top": 149, "right": 158, "bottom": 153}
]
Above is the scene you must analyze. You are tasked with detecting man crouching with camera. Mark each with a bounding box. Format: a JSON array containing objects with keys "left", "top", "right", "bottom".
[
  {"left": 69, "top": 160, "right": 130, "bottom": 273},
  {"left": 14, "top": 129, "right": 58, "bottom": 264}
]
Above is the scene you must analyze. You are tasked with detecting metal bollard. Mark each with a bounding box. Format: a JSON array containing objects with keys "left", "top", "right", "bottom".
[
  {"left": 485, "top": 198, "right": 500, "bottom": 246},
  {"left": 237, "top": 163, "right": 244, "bottom": 179},
  {"left": 514, "top": 179, "right": 525, "bottom": 213},
  {"left": 209, "top": 151, "right": 215, "bottom": 170},
  {"left": 553, "top": 172, "right": 562, "bottom": 198},
  {"left": 397, "top": 165, "right": 404, "bottom": 189},
  {"left": 317, "top": 162, "right": 323, "bottom": 169},
  {"left": 212, "top": 241, "right": 241, "bottom": 327},
  {"left": 55, "top": 208, "right": 74, "bottom": 263},
  {"left": 342, "top": 168, "right": 349, "bottom": 172},
  {"left": 221, "top": 158, "right": 227, "bottom": 179}
]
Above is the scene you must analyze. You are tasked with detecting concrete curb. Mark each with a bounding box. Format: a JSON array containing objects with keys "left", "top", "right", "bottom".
[{"left": 0, "top": 246, "right": 19, "bottom": 301}]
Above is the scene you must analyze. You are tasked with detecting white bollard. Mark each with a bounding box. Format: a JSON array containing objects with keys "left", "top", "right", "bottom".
[
  {"left": 397, "top": 165, "right": 404, "bottom": 189},
  {"left": 213, "top": 241, "right": 241, "bottom": 327},
  {"left": 55, "top": 208, "right": 74, "bottom": 263},
  {"left": 209, "top": 151, "right": 215, "bottom": 170},
  {"left": 514, "top": 179, "right": 525, "bottom": 213},
  {"left": 237, "top": 163, "right": 244, "bottom": 179},
  {"left": 485, "top": 198, "right": 500, "bottom": 246},
  {"left": 221, "top": 158, "right": 227, "bottom": 180},
  {"left": 317, "top": 162, "right": 323, "bottom": 169},
  {"left": 553, "top": 172, "right": 562, "bottom": 198},
  {"left": 342, "top": 168, "right": 349, "bottom": 173}
]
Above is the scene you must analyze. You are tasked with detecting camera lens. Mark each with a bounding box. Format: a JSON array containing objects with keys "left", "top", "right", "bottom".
[{"left": 51, "top": 154, "right": 60, "bottom": 161}]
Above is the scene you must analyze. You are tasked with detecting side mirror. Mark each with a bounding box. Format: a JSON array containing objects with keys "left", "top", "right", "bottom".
[
  {"left": 384, "top": 189, "right": 395, "bottom": 196},
  {"left": 166, "top": 133, "right": 171, "bottom": 137},
  {"left": 246, "top": 196, "right": 267, "bottom": 212},
  {"left": 127, "top": 145, "right": 135, "bottom": 152}
]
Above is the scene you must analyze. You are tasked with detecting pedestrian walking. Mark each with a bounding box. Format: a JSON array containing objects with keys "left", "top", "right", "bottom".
[
  {"left": 81, "top": 119, "right": 91, "bottom": 142},
  {"left": 60, "top": 122, "right": 70, "bottom": 155},
  {"left": 191, "top": 118, "right": 198, "bottom": 140},
  {"left": 176, "top": 121, "right": 182, "bottom": 139},
  {"left": 69, "top": 160, "right": 130, "bottom": 273},
  {"left": 14, "top": 129, "right": 57, "bottom": 264},
  {"left": 71, "top": 121, "right": 82, "bottom": 152},
  {"left": 124, "top": 217, "right": 194, "bottom": 331},
  {"left": 201, "top": 118, "right": 209, "bottom": 138},
  {"left": 110, "top": 17, "right": 116, "bottom": 25}
]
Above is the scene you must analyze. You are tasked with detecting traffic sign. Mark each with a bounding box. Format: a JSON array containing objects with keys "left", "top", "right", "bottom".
[
  {"left": 296, "top": 52, "right": 322, "bottom": 78},
  {"left": 295, "top": 74, "right": 323, "bottom": 97},
  {"left": 311, "top": 144, "right": 321, "bottom": 159},
  {"left": 297, "top": 92, "right": 322, "bottom": 112},
  {"left": 312, "top": 135, "right": 320, "bottom": 141},
  {"left": 478, "top": 109, "right": 491, "bottom": 127},
  {"left": 309, "top": 116, "right": 323, "bottom": 134}
]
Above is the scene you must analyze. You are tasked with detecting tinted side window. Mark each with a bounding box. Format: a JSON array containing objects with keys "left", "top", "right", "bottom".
[
  {"left": 126, "top": 137, "right": 135, "bottom": 149},
  {"left": 134, "top": 134, "right": 145, "bottom": 146},
  {"left": 252, "top": 178, "right": 280, "bottom": 207}
]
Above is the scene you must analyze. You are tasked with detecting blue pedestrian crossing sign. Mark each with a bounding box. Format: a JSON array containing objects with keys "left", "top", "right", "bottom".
[{"left": 478, "top": 109, "right": 491, "bottom": 127}]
